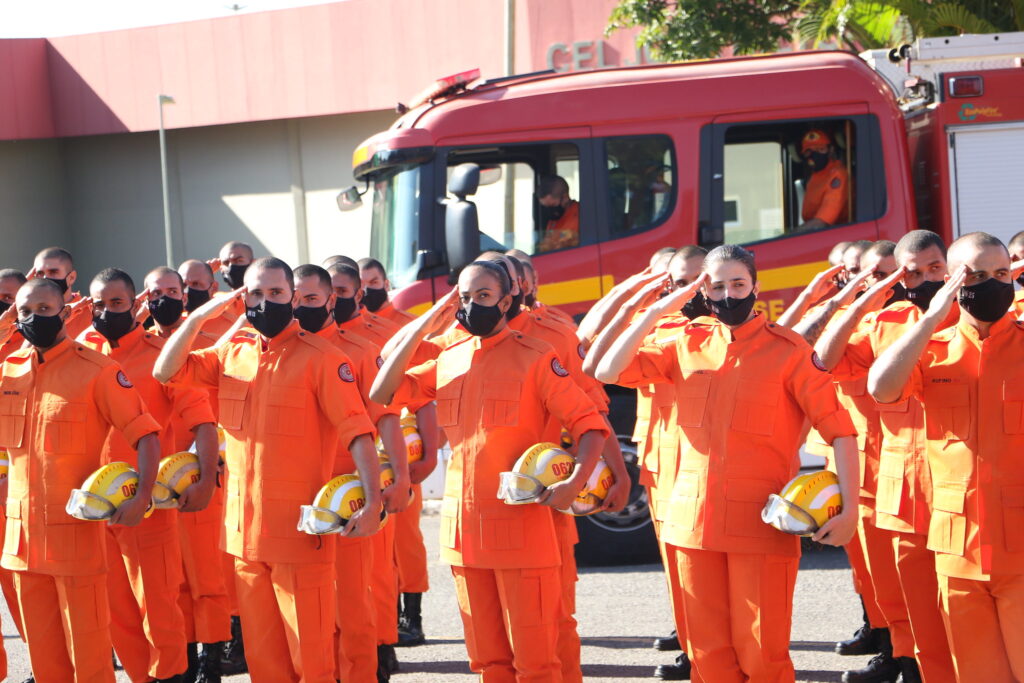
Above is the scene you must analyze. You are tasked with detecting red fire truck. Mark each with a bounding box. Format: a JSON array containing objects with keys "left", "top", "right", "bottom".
[{"left": 344, "top": 32, "right": 1024, "bottom": 564}]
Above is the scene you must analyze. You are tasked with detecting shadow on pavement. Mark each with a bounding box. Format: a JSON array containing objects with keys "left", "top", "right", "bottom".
[
  {"left": 401, "top": 659, "right": 474, "bottom": 675},
  {"left": 578, "top": 563, "right": 663, "bottom": 575},
  {"left": 582, "top": 663, "right": 663, "bottom": 677},
  {"left": 580, "top": 636, "right": 653, "bottom": 650},
  {"left": 799, "top": 545, "right": 851, "bottom": 571},
  {"left": 796, "top": 670, "right": 844, "bottom": 682},
  {"left": 791, "top": 641, "right": 839, "bottom": 652}
]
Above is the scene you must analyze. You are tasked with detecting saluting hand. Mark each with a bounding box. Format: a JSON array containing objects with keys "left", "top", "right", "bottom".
[
  {"left": 190, "top": 287, "right": 245, "bottom": 323},
  {"left": 133, "top": 288, "right": 151, "bottom": 324},
  {"left": 850, "top": 266, "right": 906, "bottom": 314},
  {"left": 925, "top": 264, "right": 968, "bottom": 321},
  {"left": 1012, "top": 259, "right": 1024, "bottom": 281},
  {"left": 421, "top": 287, "right": 459, "bottom": 338},
  {"left": 109, "top": 494, "right": 150, "bottom": 528},
  {"left": 651, "top": 272, "right": 708, "bottom": 316},
  {"left": 830, "top": 267, "right": 875, "bottom": 307},
  {"left": 805, "top": 264, "right": 845, "bottom": 302},
  {"left": 206, "top": 257, "right": 223, "bottom": 272}
]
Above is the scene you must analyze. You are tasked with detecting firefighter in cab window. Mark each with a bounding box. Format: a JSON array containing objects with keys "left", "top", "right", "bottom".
[
  {"left": 536, "top": 175, "right": 580, "bottom": 253},
  {"left": 801, "top": 129, "right": 850, "bottom": 231}
]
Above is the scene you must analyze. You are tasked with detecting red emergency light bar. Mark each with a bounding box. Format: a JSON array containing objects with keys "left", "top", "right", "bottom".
[
  {"left": 408, "top": 68, "right": 481, "bottom": 109},
  {"left": 948, "top": 75, "right": 983, "bottom": 98}
]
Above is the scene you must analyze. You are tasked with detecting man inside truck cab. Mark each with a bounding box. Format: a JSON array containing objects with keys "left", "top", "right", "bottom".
[
  {"left": 800, "top": 129, "right": 850, "bottom": 231},
  {"left": 536, "top": 175, "right": 580, "bottom": 253}
]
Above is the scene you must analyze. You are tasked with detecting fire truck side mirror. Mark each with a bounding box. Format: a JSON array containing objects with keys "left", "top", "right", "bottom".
[{"left": 445, "top": 163, "right": 481, "bottom": 275}]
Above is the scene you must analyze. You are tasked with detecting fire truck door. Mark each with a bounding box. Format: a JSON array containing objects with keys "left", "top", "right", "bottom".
[{"left": 948, "top": 121, "right": 1024, "bottom": 243}]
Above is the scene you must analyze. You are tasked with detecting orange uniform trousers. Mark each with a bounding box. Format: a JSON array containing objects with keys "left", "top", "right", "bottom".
[
  {"left": 938, "top": 572, "right": 1024, "bottom": 682},
  {"left": 554, "top": 513, "right": 582, "bottom": 683},
  {"left": 451, "top": 564, "right": 562, "bottom": 683},
  {"left": 177, "top": 487, "right": 232, "bottom": 644},
  {"left": 394, "top": 484, "right": 430, "bottom": 594},
  {"left": 106, "top": 513, "right": 188, "bottom": 682},
  {"left": 892, "top": 532, "right": 956, "bottom": 683},
  {"left": 647, "top": 492, "right": 689, "bottom": 646},
  {"left": 234, "top": 557, "right": 336, "bottom": 683},
  {"left": 844, "top": 524, "right": 887, "bottom": 628},
  {"left": 675, "top": 547, "right": 798, "bottom": 683},
  {"left": 372, "top": 518, "right": 399, "bottom": 645},
  {"left": 14, "top": 570, "right": 115, "bottom": 683},
  {"left": 334, "top": 535, "right": 378, "bottom": 683},
  {"left": 856, "top": 504, "right": 914, "bottom": 659},
  {"left": 222, "top": 552, "right": 239, "bottom": 616},
  {"left": 0, "top": 507, "right": 23, "bottom": 640}
]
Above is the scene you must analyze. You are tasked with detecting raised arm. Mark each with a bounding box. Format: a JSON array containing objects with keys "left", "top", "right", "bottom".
[
  {"left": 575, "top": 269, "right": 660, "bottom": 346},
  {"left": 582, "top": 276, "right": 668, "bottom": 377},
  {"left": 154, "top": 289, "right": 244, "bottom": 383},
  {"left": 868, "top": 266, "right": 966, "bottom": 404},
  {"left": 814, "top": 267, "right": 906, "bottom": 371},
  {"left": 776, "top": 264, "right": 843, "bottom": 329},
  {"left": 791, "top": 267, "right": 876, "bottom": 346}
]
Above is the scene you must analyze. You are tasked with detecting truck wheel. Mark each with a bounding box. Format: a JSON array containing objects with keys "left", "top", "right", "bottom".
[{"left": 574, "top": 437, "right": 660, "bottom": 567}]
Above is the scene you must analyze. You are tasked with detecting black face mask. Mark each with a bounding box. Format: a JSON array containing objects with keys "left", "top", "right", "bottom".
[
  {"left": 958, "top": 278, "right": 1014, "bottom": 323},
  {"left": 456, "top": 301, "right": 504, "bottom": 337},
  {"left": 93, "top": 309, "right": 134, "bottom": 342},
  {"left": 17, "top": 313, "right": 64, "bottom": 349},
  {"left": 0, "top": 301, "right": 10, "bottom": 316},
  {"left": 1017, "top": 273, "right": 1024, "bottom": 288},
  {"left": 332, "top": 296, "right": 358, "bottom": 324},
  {"left": 524, "top": 293, "right": 536, "bottom": 308},
  {"left": 708, "top": 292, "right": 757, "bottom": 326},
  {"left": 294, "top": 305, "right": 330, "bottom": 333},
  {"left": 246, "top": 300, "right": 293, "bottom": 338},
  {"left": 46, "top": 277, "right": 69, "bottom": 295},
  {"left": 682, "top": 292, "right": 712, "bottom": 319},
  {"left": 148, "top": 296, "right": 184, "bottom": 327},
  {"left": 542, "top": 205, "right": 566, "bottom": 223},
  {"left": 884, "top": 282, "right": 907, "bottom": 308},
  {"left": 905, "top": 280, "right": 944, "bottom": 311},
  {"left": 806, "top": 151, "right": 830, "bottom": 171},
  {"left": 223, "top": 264, "right": 249, "bottom": 290},
  {"left": 506, "top": 291, "right": 524, "bottom": 320},
  {"left": 184, "top": 287, "right": 211, "bottom": 313},
  {"left": 362, "top": 287, "right": 388, "bottom": 313}
]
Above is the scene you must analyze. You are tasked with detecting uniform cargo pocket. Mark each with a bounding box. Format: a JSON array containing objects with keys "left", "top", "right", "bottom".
[
  {"left": 2, "top": 500, "right": 20, "bottom": 557},
  {"left": 264, "top": 386, "right": 308, "bottom": 437},
  {"left": 0, "top": 390, "right": 27, "bottom": 449},
  {"left": 724, "top": 478, "right": 777, "bottom": 539},
  {"left": 479, "top": 510, "right": 524, "bottom": 551},
  {"left": 875, "top": 450, "right": 905, "bottom": 516},
  {"left": 482, "top": 380, "right": 522, "bottom": 428},
  {"left": 42, "top": 399, "right": 87, "bottom": 454},
  {"left": 1003, "top": 382, "right": 1024, "bottom": 434},
  {"left": 218, "top": 376, "right": 251, "bottom": 431},
  {"left": 436, "top": 376, "right": 464, "bottom": 427},
  {"left": 1001, "top": 486, "right": 1024, "bottom": 553},
  {"left": 731, "top": 380, "right": 781, "bottom": 437},
  {"left": 261, "top": 481, "right": 312, "bottom": 539},
  {"left": 677, "top": 371, "right": 712, "bottom": 428},
  {"left": 515, "top": 567, "right": 558, "bottom": 627},
  {"left": 922, "top": 382, "right": 970, "bottom": 442},
  {"left": 668, "top": 470, "right": 701, "bottom": 532},
  {"left": 439, "top": 497, "right": 459, "bottom": 550},
  {"left": 927, "top": 483, "right": 967, "bottom": 556}
]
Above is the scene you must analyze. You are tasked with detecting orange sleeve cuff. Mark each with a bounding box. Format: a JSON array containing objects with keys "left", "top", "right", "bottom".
[
  {"left": 814, "top": 409, "right": 857, "bottom": 445},
  {"left": 568, "top": 412, "right": 610, "bottom": 445},
  {"left": 120, "top": 413, "right": 162, "bottom": 450}
]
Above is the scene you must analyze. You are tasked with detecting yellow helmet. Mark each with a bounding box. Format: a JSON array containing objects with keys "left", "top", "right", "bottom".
[
  {"left": 0, "top": 450, "right": 9, "bottom": 481},
  {"left": 560, "top": 427, "right": 574, "bottom": 450},
  {"left": 297, "top": 474, "right": 369, "bottom": 535},
  {"left": 497, "top": 443, "right": 575, "bottom": 505},
  {"left": 761, "top": 470, "right": 843, "bottom": 536},
  {"left": 152, "top": 452, "right": 201, "bottom": 509},
  {"left": 66, "top": 462, "right": 144, "bottom": 521},
  {"left": 375, "top": 424, "right": 425, "bottom": 465},
  {"left": 563, "top": 461, "right": 615, "bottom": 516},
  {"left": 216, "top": 427, "right": 227, "bottom": 459},
  {"left": 378, "top": 454, "right": 396, "bottom": 490}
]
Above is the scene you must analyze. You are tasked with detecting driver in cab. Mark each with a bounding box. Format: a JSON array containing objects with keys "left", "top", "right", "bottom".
[
  {"left": 801, "top": 129, "right": 850, "bottom": 231},
  {"left": 536, "top": 175, "right": 580, "bottom": 253}
]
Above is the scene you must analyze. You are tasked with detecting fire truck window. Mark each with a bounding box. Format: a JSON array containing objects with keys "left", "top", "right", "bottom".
[
  {"left": 604, "top": 136, "right": 675, "bottom": 235},
  {"left": 459, "top": 162, "right": 540, "bottom": 254},
  {"left": 723, "top": 142, "right": 786, "bottom": 243}
]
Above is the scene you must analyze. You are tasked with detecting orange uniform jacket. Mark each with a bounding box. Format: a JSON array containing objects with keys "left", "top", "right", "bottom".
[
  {"left": 340, "top": 314, "right": 397, "bottom": 349},
  {"left": 538, "top": 201, "right": 580, "bottom": 252},
  {"left": 0, "top": 339, "right": 161, "bottom": 575},
  {"left": 893, "top": 313, "right": 1024, "bottom": 580},
  {"left": 393, "top": 327, "right": 609, "bottom": 569},
  {"left": 534, "top": 303, "right": 576, "bottom": 330},
  {"left": 617, "top": 315, "right": 856, "bottom": 557},
  {"left": 802, "top": 159, "right": 849, "bottom": 225},
  {"left": 374, "top": 301, "right": 415, "bottom": 328},
  {"left": 167, "top": 321, "right": 375, "bottom": 564}
]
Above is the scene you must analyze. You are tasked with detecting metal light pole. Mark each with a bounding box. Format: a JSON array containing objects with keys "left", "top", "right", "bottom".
[
  {"left": 502, "top": 0, "right": 516, "bottom": 247},
  {"left": 158, "top": 94, "right": 176, "bottom": 267}
]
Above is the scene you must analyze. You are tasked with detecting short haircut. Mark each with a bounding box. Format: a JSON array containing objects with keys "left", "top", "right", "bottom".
[
  {"left": 20, "top": 277, "right": 64, "bottom": 302},
  {"left": 1008, "top": 230, "right": 1024, "bottom": 251},
  {"left": 537, "top": 175, "right": 568, "bottom": 199},
  {"left": 146, "top": 266, "right": 184, "bottom": 289},
  {"left": 894, "top": 230, "right": 947, "bottom": 261},
  {"left": 294, "top": 264, "right": 333, "bottom": 295},
  {"left": 502, "top": 254, "right": 526, "bottom": 280},
  {"left": 357, "top": 257, "right": 387, "bottom": 278},
  {"left": 327, "top": 263, "right": 361, "bottom": 289},
  {"left": 250, "top": 257, "right": 294, "bottom": 289},
  {"left": 948, "top": 231, "right": 1008, "bottom": 264},
  {"left": 465, "top": 261, "right": 511, "bottom": 296},
  {"left": 865, "top": 240, "right": 896, "bottom": 259},
  {"left": 671, "top": 245, "right": 708, "bottom": 264},
  {"left": 0, "top": 269, "right": 27, "bottom": 285},
  {"left": 844, "top": 240, "right": 873, "bottom": 256},
  {"left": 505, "top": 249, "right": 532, "bottom": 266},
  {"left": 704, "top": 244, "right": 757, "bottom": 281},
  {"left": 34, "top": 246, "right": 74, "bottom": 268},
  {"left": 653, "top": 247, "right": 677, "bottom": 257},
  {"left": 323, "top": 254, "right": 358, "bottom": 270},
  {"left": 828, "top": 241, "right": 852, "bottom": 265},
  {"left": 220, "top": 241, "right": 253, "bottom": 259},
  {"left": 92, "top": 268, "right": 136, "bottom": 298},
  {"left": 485, "top": 257, "right": 515, "bottom": 289},
  {"left": 178, "top": 259, "right": 214, "bottom": 280}
]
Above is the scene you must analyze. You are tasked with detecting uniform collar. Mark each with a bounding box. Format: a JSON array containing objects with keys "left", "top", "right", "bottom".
[
  {"left": 261, "top": 319, "right": 301, "bottom": 349},
  {"left": 474, "top": 325, "right": 511, "bottom": 350},
  {"left": 720, "top": 311, "right": 766, "bottom": 342},
  {"left": 101, "top": 323, "right": 145, "bottom": 354},
  {"left": 36, "top": 336, "right": 73, "bottom": 364},
  {"left": 956, "top": 310, "right": 1016, "bottom": 343},
  {"left": 337, "top": 315, "right": 362, "bottom": 334},
  {"left": 313, "top": 323, "right": 337, "bottom": 341}
]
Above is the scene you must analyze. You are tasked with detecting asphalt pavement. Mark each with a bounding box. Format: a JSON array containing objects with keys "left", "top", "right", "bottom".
[{"left": 1, "top": 515, "right": 873, "bottom": 682}]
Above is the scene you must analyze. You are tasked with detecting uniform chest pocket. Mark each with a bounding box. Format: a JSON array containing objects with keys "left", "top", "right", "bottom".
[
  {"left": 263, "top": 386, "right": 308, "bottom": 437},
  {"left": 677, "top": 372, "right": 712, "bottom": 428},
  {"left": 1001, "top": 486, "right": 1024, "bottom": 553},
  {"left": 922, "top": 382, "right": 971, "bottom": 442},
  {"left": 927, "top": 483, "right": 967, "bottom": 556},
  {"left": 1002, "top": 381, "right": 1024, "bottom": 434},
  {"left": 731, "top": 379, "right": 782, "bottom": 437},
  {"left": 0, "top": 386, "right": 28, "bottom": 449},
  {"left": 218, "top": 376, "right": 250, "bottom": 431},
  {"left": 42, "top": 399, "right": 87, "bottom": 455},
  {"left": 436, "top": 376, "right": 465, "bottom": 428},
  {"left": 482, "top": 380, "right": 522, "bottom": 428}
]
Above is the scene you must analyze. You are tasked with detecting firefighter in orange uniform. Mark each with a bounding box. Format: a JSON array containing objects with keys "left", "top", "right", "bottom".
[
  {"left": 800, "top": 129, "right": 850, "bottom": 231},
  {"left": 0, "top": 277, "right": 162, "bottom": 683},
  {"left": 30, "top": 247, "right": 94, "bottom": 340},
  {"left": 505, "top": 250, "right": 575, "bottom": 329},
  {"left": 144, "top": 265, "right": 233, "bottom": 681},
  {"left": 869, "top": 231, "right": 1024, "bottom": 682},
  {"left": 358, "top": 258, "right": 416, "bottom": 327},
  {"left": 1008, "top": 230, "right": 1024, "bottom": 315},
  {"left": 329, "top": 262, "right": 401, "bottom": 348},
  {"left": 154, "top": 257, "right": 381, "bottom": 683},
  {"left": 371, "top": 261, "right": 610, "bottom": 682},
  {"left": 293, "top": 263, "right": 415, "bottom": 682},
  {"left": 597, "top": 245, "right": 859, "bottom": 682},
  {"left": 815, "top": 231, "right": 957, "bottom": 682},
  {"left": 536, "top": 176, "right": 580, "bottom": 253},
  {"left": 79, "top": 268, "right": 219, "bottom": 683},
  {"left": 178, "top": 259, "right": 238, "bottom": 341}
]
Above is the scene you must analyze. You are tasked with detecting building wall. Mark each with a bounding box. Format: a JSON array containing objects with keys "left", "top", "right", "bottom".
[
  {"left": 46, "top": 109, "right": 395, "bottom": 286},
  {"left": 0, "top": 138, "right": 69, "bottom": 271}
]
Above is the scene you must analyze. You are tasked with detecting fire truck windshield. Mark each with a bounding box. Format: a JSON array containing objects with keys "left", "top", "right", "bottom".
[{"left": 369, "top": 163, "right": 422, "bottom": 290}]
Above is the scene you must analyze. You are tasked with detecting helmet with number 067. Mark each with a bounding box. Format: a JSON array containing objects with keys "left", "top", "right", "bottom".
[
  {"left": 562, "top": 460, "right": 615, "bottom": 516},
  {"left": 297, "top": 474, "right": 369, "bottom": 535},
  {"left": 761, "top": 470, "right": 843, "bottom": 536},
  {"left": 152, "top": 452, "right": 201, "bottom": 509},
  {"left": 497, "top": 443, "right": 575, "bottom": 505},
  {"left": 66, "top": 462, "right": 144, "bottom": 521}
]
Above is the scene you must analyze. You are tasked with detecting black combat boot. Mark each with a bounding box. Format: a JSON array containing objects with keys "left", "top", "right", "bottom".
[
  {"left": 897, "top": 656, "right": 922, "bottom": 683},
  {"left": 377, "top": 643, "right": 399, "bottom": 674},
  {"left": 156, "top": 675, "right": 184, "bottom": 683},
  {"left": 397, "top": 592, "right": 426, "bottom": 647},
  {"left": 653, "top": 629, "right": 681, "bottom": 651},
  {"left": 184, "top": 642, "right": 200, "bottom": 683},
  {"left": 842, "top": 629, "right": 901, "bottom": 682},
  {"left": 220, "top": 615, "right": 247, "bottom": 675},
  {"left": 654, "top": 652, "right": 691, "bottom": 680},
  {"left": 836, "top": 600, "right": 883, "bottom": 656}
]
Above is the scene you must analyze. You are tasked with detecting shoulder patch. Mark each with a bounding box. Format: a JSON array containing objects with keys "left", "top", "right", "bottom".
[
  {"left": 116, "top": 370, "right": 133, "bottom": 388},
  {"left": 811, "top": 351, "right": 828, "bottom": 372},
  {"left": 931, "top": 327, "right": 957, "bottom": 343},
  {"left": 376, "top": 356, "right": 384, "bottom": 369},
  {"left": 577, "top": 343, "right": 586, "bottom": 360},
  {"left": 551, "top": 357, "right": 570, "bottom": 377},
  {"left": 230, "top": 330, "right": 257, "bottom": 344},
  {"left": 831, "top": 176, "right": 842, "bottom": 189},
  {"left": 338, "top": 362, "right": 355, "bottom": 382}
]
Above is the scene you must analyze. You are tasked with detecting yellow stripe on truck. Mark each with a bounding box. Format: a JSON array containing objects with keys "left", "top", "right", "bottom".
[{"left": 757, "top": 260, "right": 830, "bottom": 292}]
